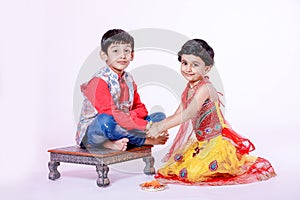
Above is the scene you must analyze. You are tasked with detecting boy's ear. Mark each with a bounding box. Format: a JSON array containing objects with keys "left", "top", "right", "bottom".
[
  {"left": 130, "top": 52, "right": 134, "bottom": 61},
  {"left": 100, "top": 50, "right": 108, "bottom": 61}
]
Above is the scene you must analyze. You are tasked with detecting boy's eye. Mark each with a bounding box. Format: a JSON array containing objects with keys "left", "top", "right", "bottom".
[
  {"left": 124, "top": 49, "right": 131, "bottom": 53},
  {"left": 182, "top": 61, "right": 187, "bottom": 65},
  {"left": 112, "top": 49, "right": 118, "bottom": 53},
  {"left": 193, "top": 64, "right": 199, "bottom": 67}
]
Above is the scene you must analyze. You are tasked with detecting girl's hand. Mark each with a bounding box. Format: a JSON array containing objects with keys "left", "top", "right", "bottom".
[{"left": 146, "top": 122, "right": 161, "bottom": 138}]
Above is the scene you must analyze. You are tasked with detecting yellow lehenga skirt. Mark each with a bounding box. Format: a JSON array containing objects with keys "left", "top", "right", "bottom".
[{"left": 156, "top": 135, "right": 275, "bottom": 185}]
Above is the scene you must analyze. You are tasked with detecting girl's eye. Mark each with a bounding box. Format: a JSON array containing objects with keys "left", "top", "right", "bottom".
[
  {"left": 182, "top": 61, "right": 187, "bottom": 65},
  {"left": 193, "top": 64, "right": 199, "bottom": 67}
]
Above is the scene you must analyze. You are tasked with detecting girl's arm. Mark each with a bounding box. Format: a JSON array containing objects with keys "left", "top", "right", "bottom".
[
  {"left": 147, "top": 84, "right": 210, "bottom": 137},
  {"left": 173, "top": 103, "right": 183, "bottom": 116}
]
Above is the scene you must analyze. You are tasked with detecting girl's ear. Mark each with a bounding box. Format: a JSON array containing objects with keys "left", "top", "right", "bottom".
[
  {"left": 100, "top": 50, "right": 108, "bottom": 61},
  {"left": 204, "top": 65, "right": 212, "bottom": 74}
]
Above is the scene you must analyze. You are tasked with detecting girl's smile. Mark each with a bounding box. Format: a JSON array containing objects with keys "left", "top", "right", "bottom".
[{"left": 180, "top": 54, "right": 211, "bottom": 87}]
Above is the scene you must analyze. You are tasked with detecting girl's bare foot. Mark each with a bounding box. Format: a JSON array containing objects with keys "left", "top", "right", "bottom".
[
  {"left": 103, "top": 138, "right": 129, "bottom": 151},
  {"left": 144, "top": 133, "right": 169, "bottom": 145}
]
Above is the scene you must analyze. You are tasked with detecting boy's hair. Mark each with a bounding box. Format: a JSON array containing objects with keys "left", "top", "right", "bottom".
[
  {"left": 101, "top": 29, "right": 134, "bottom": 54},
  {"left": 178, "top": 39, "right": 214, "bottom": 66}
]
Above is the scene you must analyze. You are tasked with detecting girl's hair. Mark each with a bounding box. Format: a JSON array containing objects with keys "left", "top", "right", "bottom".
[
  {"left": 101, "top": 29, "right": 134, "bottom": 54},
  {"left": 178, "top": 39, "right": 214, "bottom": 66}
]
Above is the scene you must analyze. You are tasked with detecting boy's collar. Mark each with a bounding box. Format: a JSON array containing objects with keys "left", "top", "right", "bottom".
[{"left": 105, "top": 65, "right": 125, "bottom": 80}]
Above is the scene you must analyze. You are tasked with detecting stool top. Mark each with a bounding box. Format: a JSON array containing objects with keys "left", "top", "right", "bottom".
[{"left": 48, "top": 145, "right": 153, "bottom": 158}]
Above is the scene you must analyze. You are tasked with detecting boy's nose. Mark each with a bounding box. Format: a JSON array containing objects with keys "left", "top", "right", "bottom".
[{"left": 119, "top": 53, "right": 126, "bottom": 58}]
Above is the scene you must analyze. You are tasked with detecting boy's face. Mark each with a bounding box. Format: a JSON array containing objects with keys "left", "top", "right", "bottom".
[
  {"left": 101, "top": 43, "right": 134, "bottom": 75},
  {"left": 180, "top": 54, "right": 211, "bottom": 85}
]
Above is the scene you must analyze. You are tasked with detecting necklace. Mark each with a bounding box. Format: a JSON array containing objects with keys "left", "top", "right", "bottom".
[
  {"left": 187, "top": 86, "right": 196, "bottom": 99},
  {"left": 189, "top": 80, "right": 201, "bottom": 89},
  {"left": 187, "top": 80, "right": 201, "bottom": 98}
]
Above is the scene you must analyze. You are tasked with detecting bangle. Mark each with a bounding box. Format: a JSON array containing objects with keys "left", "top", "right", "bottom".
[{"left": 145, "top": 120, "right": 153, "bottom": 132}]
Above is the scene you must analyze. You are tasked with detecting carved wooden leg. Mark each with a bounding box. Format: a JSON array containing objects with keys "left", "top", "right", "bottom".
[
  {"left": 96, "top": 164, "right": 110, "bottom": 187},
  {"left": 143, "top": 156, "right": 155, "bottom": 175},
  {"left": 48, "top": 161, "right": 61, "bottom": 180}
]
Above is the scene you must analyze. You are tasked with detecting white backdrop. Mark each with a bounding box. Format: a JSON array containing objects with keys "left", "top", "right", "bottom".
[{"left": 1, "top": 0, "right": 300, "bottom": 199}]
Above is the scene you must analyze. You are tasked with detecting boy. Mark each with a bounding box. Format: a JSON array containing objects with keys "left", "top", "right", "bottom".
[{"left": 75, "top": 29, "right": 168, "bottom": 151}]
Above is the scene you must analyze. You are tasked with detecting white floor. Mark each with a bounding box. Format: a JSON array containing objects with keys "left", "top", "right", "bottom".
[{"left": 1, "top": 145, "right": 299, "bottom": 200}]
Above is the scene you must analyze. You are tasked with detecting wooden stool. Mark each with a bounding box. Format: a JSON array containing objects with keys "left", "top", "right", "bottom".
[{"left": 48, "top": 145, "right": 155, "bottom": 187}]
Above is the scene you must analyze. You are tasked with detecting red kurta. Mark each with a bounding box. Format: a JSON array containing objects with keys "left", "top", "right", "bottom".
[{"left": 82, "top": 77, "right": 148, "bottom": 130}]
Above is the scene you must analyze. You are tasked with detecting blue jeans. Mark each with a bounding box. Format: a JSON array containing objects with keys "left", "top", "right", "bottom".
[{"left": 82, "top": 112, "right": 166, "bottom": 147}]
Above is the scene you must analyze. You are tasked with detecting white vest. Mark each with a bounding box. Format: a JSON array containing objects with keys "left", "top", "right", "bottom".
[{"left": 75, "top": 66, "right": 134, "bottom": 145}]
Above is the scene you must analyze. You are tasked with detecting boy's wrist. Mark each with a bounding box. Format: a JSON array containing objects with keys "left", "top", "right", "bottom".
[{"left": 145, "top": 120, "right": 153, "bottom": 132}]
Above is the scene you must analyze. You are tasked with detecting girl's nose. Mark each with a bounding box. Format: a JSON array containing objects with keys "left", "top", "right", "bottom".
[{"left": 186, "top": 64, "right": 192, "bottom": 71}]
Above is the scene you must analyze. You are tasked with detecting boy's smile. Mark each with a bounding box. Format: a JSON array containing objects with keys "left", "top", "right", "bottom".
[{"left": 101, "top": 43, "right": 134, "bottom": 75}]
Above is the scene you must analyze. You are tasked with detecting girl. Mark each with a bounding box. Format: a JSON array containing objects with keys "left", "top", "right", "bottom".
[{"left": 146, "top": 39, "right": 276, "bottom": 185}]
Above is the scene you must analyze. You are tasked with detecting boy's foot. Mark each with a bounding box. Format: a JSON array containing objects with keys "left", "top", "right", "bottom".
[
  {"left": 144, "top": 133, "right": 169, "bottom": 145},
  {"left": 103, "top": 138, "right": 129, "bottom": 151}
]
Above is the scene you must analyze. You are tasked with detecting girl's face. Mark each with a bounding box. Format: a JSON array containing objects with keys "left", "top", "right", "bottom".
[{"left": 180, "top": 54, "right": 211, "bottom": 86}]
